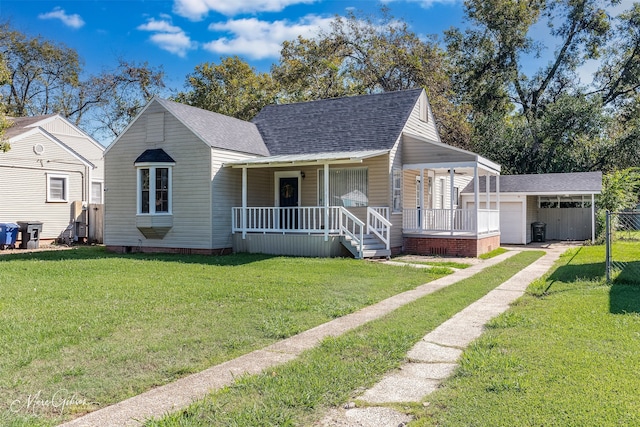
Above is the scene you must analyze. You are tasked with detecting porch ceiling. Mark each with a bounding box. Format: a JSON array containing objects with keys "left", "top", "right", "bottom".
[
  {"left": 224, "top": 149, "right": 389, "bottom": 168},
  {"left": 402, "top": 132, "right": 501, "bottom": 174}
]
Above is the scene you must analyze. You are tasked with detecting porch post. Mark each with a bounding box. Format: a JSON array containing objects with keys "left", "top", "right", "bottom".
[
  {"left": 496, "top": 172, "right": 500, "bottom": 233},
  {"left": 242, "top": 167, "right": 247, "bottom": 239},
  {"left": 450, "top": 168, "right": 455, "bottom": 236},
  {"left": 419, "top": 169, "right": 424, "bottom": 229},
  {"left": 485, "top": 171, "right": 490, "bottom": 210},
  {"left": 591, "top": 193, "right": 595, "bottom": 243},
  {"left": 324, "top": 163, "right": 329, "bottom": 242},
  {"left": 474, "top": 165, "right": 479, "bottom": 235}
]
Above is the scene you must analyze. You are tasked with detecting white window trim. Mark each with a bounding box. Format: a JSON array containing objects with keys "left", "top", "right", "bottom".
[
  {"left": 46, "top": 173, "right": 69, "bottom": 203},
  {"left": 136, "top": 164, "right": 173, "bottom": 215},
  {"left": 91, "top": 180, "right": 104, "bottom": 204},
  {"left": 392, "top": 169, "right": 402, "bottom": 213},
  {"left": 274, "top": 171, "right": 302, "bottom": 208}
]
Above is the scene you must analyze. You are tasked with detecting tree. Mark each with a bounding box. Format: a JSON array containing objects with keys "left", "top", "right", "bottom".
[
  {"left": 176, "top": 56, "right": 278, "bottom": 121},
  {"left": 273, "top": 8, "right": 471, "bottom": 148},
  {"left": 0, "top": 23, "right": 165, "bottom": 144},
  {"left": 446, "top": 0, "right": 637, "bottom": 174},
  {"left": 0, "top": 51, "right": 10, "bottom": 152}
]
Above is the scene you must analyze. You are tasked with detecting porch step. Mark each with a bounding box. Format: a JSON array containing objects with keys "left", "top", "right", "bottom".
[{"left": 341, "top": 234, "right": 391, "bottom": 259}]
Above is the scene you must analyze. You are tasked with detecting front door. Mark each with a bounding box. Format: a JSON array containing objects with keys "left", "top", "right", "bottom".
[{"left": 279, "top": 177, "right": 299, "bottom": 229}]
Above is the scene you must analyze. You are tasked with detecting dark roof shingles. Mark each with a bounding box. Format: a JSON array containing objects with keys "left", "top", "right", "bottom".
[
  {"left": 462, "top": 171, "right": 603, "bottom": 194},
  {"left": 252, "top": 89, "right": 423, "bottom": 155}
]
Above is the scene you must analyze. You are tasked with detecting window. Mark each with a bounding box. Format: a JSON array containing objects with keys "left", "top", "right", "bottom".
[
  {"left": 318, "top": 167, "right": 368, "bottom": 207},
  {"left": 137, "top": 166, "right": 172, "bottom": 214},
  {"left": 91, "top": 181, "right": 103, "bottom": 204},
  {"left": 392, "top": 169, "right": 402, "bottom": 212},
  {"left": 538, "top": 195, "right": 591, "bottom": 208},
  {"left": 47, "top": 174, "right": 68, "bottom": 202}
]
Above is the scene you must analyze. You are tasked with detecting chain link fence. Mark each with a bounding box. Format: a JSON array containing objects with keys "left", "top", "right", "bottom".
[{"left": 605, "top": 210, "right": 640, "bottom": 283}]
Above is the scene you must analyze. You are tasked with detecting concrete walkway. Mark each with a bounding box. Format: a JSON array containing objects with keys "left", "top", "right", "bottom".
[
  {"left": 317, "top": 245, "right": 567, "bottom": 427},
  {"left": 60, "top": 246, "right": 565, "bottom": 427}
]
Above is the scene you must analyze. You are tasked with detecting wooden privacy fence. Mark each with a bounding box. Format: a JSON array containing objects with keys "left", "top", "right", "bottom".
[{"left": 88, "top": 203, "right": 104, "bottom": 244}]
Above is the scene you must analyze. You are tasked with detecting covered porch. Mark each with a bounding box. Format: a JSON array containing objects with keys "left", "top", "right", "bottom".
[{"left": 225, "top": 150, "right": 393, "bottom": 259}]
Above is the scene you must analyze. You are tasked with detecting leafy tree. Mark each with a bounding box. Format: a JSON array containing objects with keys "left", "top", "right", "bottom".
[
  {"left": 273, "top": 8, "right": 471, "bottom": 148},
  {"left": 0, "top": 51, "right": 10, "bottom": 152},
  {"left": 176, "top": 56, "right": 278, "bottom": 121},
  {"left": 446, "top": 0, "right": 640, "bottom": 173}
]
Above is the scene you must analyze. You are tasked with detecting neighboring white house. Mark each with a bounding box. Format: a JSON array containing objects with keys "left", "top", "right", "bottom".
[
  {"left": 0, "top": 114, "right": 105, "bottom": 242},
  {"left": 104, "top": 89, "right": 503, "bottom": 258},
  {"left": 461, "top": 172, "right": 602, "bottom": 244}
]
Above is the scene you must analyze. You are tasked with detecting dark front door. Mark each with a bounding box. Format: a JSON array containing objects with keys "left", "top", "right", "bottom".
[{"left": 279, "top": 177, "right": 299, "bottom": 229}]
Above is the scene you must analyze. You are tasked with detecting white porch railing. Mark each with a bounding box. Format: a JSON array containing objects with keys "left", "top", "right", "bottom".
[
  {"left": 232, "top": 206, "right": 341, "bottom": 234},
  {"left": 339, "top": 207, "right": 365, "bottom": 258},
  {"left": 367, "top": 207, "right": 391, "bottom": 251},
  {"left": 403, "top": 208, "right": 499, "bottom": 234}
]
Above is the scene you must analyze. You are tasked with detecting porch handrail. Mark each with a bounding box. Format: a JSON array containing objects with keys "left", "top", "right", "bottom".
[
  {"left": 367, "top": 207, "right": 391, "bottom": 250},
  {"left": 339, "top": 206, "right": 364, "bottom": 258},
  {"left": 232, "top": 206, "right": 341, "bottom": 235}
]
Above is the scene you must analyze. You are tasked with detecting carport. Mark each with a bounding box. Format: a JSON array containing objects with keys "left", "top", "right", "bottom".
[{"left": 461, "top": 172, "right": 602, "bottom": 244}]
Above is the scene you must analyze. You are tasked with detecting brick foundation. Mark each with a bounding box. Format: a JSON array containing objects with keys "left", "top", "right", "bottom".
[
  {"left": 106, "top": 245, "right": 233, "bottom": 256},
  {"left": 403, "top": 234, "right": 500, "bottom": 258}
]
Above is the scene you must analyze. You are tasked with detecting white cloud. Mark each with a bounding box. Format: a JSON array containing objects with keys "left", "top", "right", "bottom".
[
  {"left": 380, "top": 0, "right": 460, "bottom": 8},
  {"left": 38, "top": 7, "right": 85, "bottom": 29},
  {"left": 137, "top": 18, "right": 196, "bottom": 57},
  {"left": 173, "top": 0, "right": 317, "bottom": 20},
  {"left": 203, "top": 14, "right": 333, "bottom": 59}
]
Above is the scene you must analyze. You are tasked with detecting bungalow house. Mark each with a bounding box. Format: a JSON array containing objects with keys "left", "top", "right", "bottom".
[
  {"left": 104, "top": 89, "right": 501, "bottom": 258},
  {"left": 0, "top": 114, "right": 105, "bottom": 243},
  {"left": 461, "top": 172, "right": 602, "bottom": 244}
]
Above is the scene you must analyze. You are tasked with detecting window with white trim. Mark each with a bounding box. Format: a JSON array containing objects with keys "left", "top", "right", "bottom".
[
  {"left": 47, "top": 174, "right": 69, "bottom": 202},
  {"left": 539, "top": 195, "right": 592, "bottom": 208},
  {"left": 137, "top": 166, "right": 172, "bottom": 214},
  {"left": 318, "top": 167, "right": 368, "bottom": 207},
  {"left": 392, "top": 169, "right": 402, "bottom": 212},
  {"left": 91, "top": 181, "right": 103, "bottom": 204}
]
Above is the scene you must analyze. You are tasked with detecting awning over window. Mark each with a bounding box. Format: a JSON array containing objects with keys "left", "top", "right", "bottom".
[{"left": 134, "top": 148, "right": 175, "bottom": 164}]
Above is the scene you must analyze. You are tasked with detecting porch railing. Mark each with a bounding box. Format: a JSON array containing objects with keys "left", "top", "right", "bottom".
[
  {"left": 232, "top": 206, "right": 341, "bottom": 234},
  {"left": 367, "top": 207, "right": 391, "bottom": 251},
  {"left": 339, "top": 207, "right": 364, "bottom": 257},
  {"left": 403, "top": 208, "right": 499, "bottom": 234}
]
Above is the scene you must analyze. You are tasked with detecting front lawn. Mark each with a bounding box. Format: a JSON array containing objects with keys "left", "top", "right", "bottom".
[
  {"left": 414, "top": 243, "right": 640, "bottom": 426},
  {"left": 0, "top": 247, "right": 450, "bottom": 426}
]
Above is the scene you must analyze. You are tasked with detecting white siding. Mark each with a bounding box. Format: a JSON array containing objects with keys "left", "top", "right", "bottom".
[
  {"left": 105, "top": 102, "right": 214, "bottom": 249},
  {"left": 0, "top": 133, "right": 85, "bottom": 239}
]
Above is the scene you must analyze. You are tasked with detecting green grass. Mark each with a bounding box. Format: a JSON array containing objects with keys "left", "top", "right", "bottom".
[
  {"left": 479, "top": 247, "right": 508, "bottom": 259},
  {"left": 144, "top": 251, "right": 544, "bottom": 426},
  {"left": 393, "top": 260, "right": 472, "bottom": 269},
  {"left": 413, "top": 243, "right": 640, "bottom": 426},
  {"left": 0, "top": 247, "right": 452, "bottom": 426}
]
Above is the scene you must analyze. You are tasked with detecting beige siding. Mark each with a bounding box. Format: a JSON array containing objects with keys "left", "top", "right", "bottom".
[
  {"left": 526, "top": 196, "right": 537, "bottom": 243},
  {"left": 233, "top": 233, "right": 344, "bottom": 257},
  {"left": 211, "top": 149, "right": 262, "bottom": 248},
  {"left": 402, "top": 91, "right": 440, "bottom": 142},
  {"left": 105, "top": 101, "right": 213, "bottom": 249},
  {"left": 0, "top": 133, "right": 86, "bottom": 239}
]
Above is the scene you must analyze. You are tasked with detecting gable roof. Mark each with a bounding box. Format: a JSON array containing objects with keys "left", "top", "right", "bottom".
[
  {"left": 462, "top": 171, "right": 602, "bottom": 194},
  {"left": 4, "top": 114, "right": 58, "bottom": 139},
  {"left": 154, "top": 98, "right": 269, "bottom": 156},
  {"left": 252, "top": 89, "right": 424, "bottom": 156}
]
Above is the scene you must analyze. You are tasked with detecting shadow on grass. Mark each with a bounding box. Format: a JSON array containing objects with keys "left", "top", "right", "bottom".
[
  {"left": 0, "top": 246, "right": 277, "bottom": 266},
  {"left": 609, "top": 262, "right": 640, "bottom": 314}
]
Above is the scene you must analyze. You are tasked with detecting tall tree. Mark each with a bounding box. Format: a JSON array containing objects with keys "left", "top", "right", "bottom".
[
  {"left": 176, "top": 56, "right": 278, "bottom": 121},
  {"left": 0, "top": 22, "right": 165, "bottom": 144},
  {"left": 273, "top": 8, "right": 471, "bottom": 148},
  {"left": 446, "top": 0, "right": 632, "bottom": 174},
  {"left": 0, "top": 51, "right": 10, "bottom": 152}
]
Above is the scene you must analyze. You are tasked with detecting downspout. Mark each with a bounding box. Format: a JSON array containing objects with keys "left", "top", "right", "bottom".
[
  {"left": 242, "top": 167, "right": 247, "bottom": 239},
  {"left": 324, "top": 163, "right": 329, "bottom": 242},
  {"left": 474, "top": 165, "right": 479, "bottom": 235},
  {"left": 591, "top": 193, "right": 595, "bottom": 243}
]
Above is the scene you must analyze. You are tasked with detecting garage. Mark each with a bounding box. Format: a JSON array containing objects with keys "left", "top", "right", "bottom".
[{"left": 461, "top": 172, "right": 602, "bottom": 245}]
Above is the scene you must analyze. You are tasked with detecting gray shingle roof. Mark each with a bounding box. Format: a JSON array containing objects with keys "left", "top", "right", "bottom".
[
  {"left": 155, "top": 98, "right": 269, "bottom": 156},
  {"left": 462, "top": 171, "right": 603, "bottom": 194},
  {"left": 4, "top": 114, "right": 57, "bottom": 139},
  {"left": 135, "top": 148, "right": 175, "bottom": 164},
  {"left": 252, "top": 89, "right": 423, "bottom": 155}
]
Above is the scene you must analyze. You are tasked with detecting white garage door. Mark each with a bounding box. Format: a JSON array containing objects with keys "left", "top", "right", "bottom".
[{"left": 500, "top": 202, "right": 524, "bottom": 244}]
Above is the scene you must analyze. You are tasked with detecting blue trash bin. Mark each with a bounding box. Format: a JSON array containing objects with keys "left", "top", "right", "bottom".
[{"left": 0, "top": 223, "right": 19, "bottom": 249}]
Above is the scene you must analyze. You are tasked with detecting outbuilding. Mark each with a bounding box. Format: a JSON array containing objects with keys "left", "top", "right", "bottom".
[{"left": 461, "top": 171, "right": 602, "bottom": 244}]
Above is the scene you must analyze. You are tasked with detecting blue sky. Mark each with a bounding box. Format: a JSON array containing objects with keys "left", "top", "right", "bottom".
[{"left": 1, "top": 0, "right": 466, "bottom": 91}]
